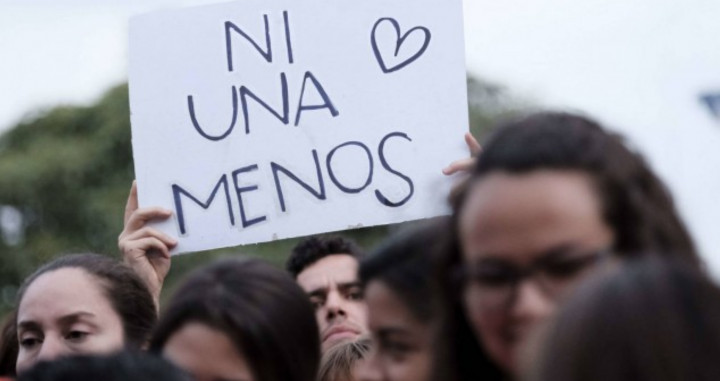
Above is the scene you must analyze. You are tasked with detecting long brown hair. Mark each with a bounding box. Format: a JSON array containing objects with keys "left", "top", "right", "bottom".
[{"left": 435, "top": 112, "right": 701, "bottom": 381}]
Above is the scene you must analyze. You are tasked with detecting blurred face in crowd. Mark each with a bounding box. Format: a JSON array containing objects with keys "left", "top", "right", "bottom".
[
  {"left": 458, "top": 170, "right": 615, "bottom": 373},
  {"left": 162, "top": 322, "right": 254, "bottom": 381},
  {"left": 356, "top": 281, "right": 432, "bottom": 381},
  {"left": 15, "top": 268, "right": 125, "bottom": 373},
  {"left": 296, "top": 254, "right": 368, "bottom": 352}
]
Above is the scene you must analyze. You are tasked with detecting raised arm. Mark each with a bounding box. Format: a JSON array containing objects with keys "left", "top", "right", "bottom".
[{"left": 118, "top": 181, "right": 177, "bottom": 309}]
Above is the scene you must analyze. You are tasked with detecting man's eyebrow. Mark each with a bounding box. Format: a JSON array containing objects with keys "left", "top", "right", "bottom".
[
  {"left": 307, "top": 287, "right": 328, "bottom": 298},
  {"left": 337, "top": 281, "right": 363, "bottom": 291}
]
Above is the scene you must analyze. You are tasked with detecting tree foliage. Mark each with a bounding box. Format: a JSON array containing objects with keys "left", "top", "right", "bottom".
[{"left": 0, "top": 76, "right": 526, "bottom": 315}]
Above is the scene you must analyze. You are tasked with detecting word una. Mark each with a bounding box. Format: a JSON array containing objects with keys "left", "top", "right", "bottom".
[{"left": 187, "top": 11, "right": 340, "bottom": 141}]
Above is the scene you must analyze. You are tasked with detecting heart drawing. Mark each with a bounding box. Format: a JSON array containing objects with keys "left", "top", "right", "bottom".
[{"left": 371, "top": 17, "right": 432, "bottom": 74}]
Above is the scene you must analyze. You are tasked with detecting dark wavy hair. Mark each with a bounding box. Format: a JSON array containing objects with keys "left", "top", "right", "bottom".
[
  {"left": 149, "top": 257, "right": 320, "bottom": 381},
  {"left": 286, "top": 235, "right": 364, "bottom": 278},
  {"left": 435, "top": 112, "right": 701, "bottom": 381}
]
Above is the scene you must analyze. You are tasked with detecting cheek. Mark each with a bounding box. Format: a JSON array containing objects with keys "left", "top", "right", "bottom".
[
  {"left": 408, "top": 351, "right": 433, "bottom": 381},
  {"left": 463, "top": 287, "right": 504, "bottom": 343},
  {"left": 387, "top": 351, "right": 433, "bottom": 381},
  {"left": 16, "top": 352, "right": 34, "bottom": 374},
  {"left": 100, "top": 325, "right": 126, "bottom": 350},
  {"left": 342, "top": 300, "right": 368, "bottom": 329},
  {"left": 315, "top": 309, "right": 328, "bottom": 331},
  {"left": 350, "top": 301, "right": 368, "bottom": 323},
  {"left": 91, "top": 317, "right": 126, "bottom": 351}
]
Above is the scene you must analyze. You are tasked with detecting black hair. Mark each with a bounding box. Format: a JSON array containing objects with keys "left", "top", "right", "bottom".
[
  {"left": 359, "top": 220, "right": 446, "bottom": 323},
  {"left": 149, "top": 257, "right": 320, "bottom": 381},
  {"left": 286, "top": 235, "right": 364, "bottom": 278},
  {"left": 531, "top": 257, "right": 720, "bottom": 381},
  {"left": 16, "top": 254, "right": 157, "bottom": 349},
  {"left": 17, "top": 351, "right": 191, "bottom": 381}
]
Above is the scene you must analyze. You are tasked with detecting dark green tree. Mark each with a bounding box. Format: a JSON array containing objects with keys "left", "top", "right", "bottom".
[{"left": 0, "top": 75, "right": 527, "bottom": 315}]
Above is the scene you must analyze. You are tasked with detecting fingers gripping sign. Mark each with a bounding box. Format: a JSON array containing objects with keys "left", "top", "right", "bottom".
[
  {"left": 442, "top": 132, "right": 481, "bottom": 176},
  {"left": 118, "top": 181, "right": 177, "bottom": 308},
  {"left": 443, "top": 132, "right": 482, "bottom": 201}
]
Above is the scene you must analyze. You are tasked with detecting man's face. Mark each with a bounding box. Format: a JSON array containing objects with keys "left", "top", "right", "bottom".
[{"left": 296, "top": 254, "right": 368, "bottom": 352}]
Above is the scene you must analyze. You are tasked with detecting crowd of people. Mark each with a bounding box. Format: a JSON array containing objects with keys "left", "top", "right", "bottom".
[{"left": 1, "top": 111, "right": 719, "bottom": 381}]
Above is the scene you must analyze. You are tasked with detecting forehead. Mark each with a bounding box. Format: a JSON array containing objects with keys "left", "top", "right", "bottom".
[
  {"left": 296, "top": 254, "right": 359, "bottom": 292},
  {"left": 364, "top": 281, "right": 430, "bottom": 342},
  {"left": 364, "top": 282, "right": 413, "bottom": 326},
  {"left": 18, "top": 267, "right": 111, "bottom": 321},
  {"left": 163, "top": 322, "right": 253, "bottom": 381},
  {"left": 459, "top": 170, "right": 611, "bottom": 262}
]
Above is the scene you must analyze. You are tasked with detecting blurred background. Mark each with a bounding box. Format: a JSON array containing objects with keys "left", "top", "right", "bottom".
[{"left": 0, "top": 0, "right": 718, "bottom": 317}]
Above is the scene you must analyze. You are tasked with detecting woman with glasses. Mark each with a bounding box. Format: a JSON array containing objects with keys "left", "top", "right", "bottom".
[{"left": 435, "top": 112, "right": 701, "bottom": 380}]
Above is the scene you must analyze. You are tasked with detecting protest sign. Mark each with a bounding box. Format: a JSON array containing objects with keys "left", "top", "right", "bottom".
[{"left": 129, "top": 0, "right": 468, "bottom": 254}]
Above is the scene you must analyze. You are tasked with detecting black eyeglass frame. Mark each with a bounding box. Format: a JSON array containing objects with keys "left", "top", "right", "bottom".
[{"left": 451, "top": 247, "right": 612, "bottom": 302}]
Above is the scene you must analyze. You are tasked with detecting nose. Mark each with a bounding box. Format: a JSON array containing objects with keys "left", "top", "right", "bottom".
[
  {"left": 36, "top": 336, "right": 67, "bottom": 362},
  {"left": 355, "top": 347, "right": 384, "bottom": 381},
  {"left": 325, "top": 290, "right": 348, "bottom": 322},
  {"left": 509, "top": 279, "right": 554, "bottom": 329}
]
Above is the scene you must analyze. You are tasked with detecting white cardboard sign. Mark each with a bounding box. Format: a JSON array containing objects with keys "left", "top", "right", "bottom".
[{"left": 128, "top": 0, "right": 468, "bottom": 254}]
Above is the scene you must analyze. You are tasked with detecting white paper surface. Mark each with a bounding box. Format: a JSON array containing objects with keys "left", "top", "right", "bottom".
[{"left": 128, "top": 0, "right": 468, "bottom": 254}]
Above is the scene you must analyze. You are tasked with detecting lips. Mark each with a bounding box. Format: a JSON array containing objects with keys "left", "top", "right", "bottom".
[{"left": 322, "top": 324, "right": 361, "bottom": 344}]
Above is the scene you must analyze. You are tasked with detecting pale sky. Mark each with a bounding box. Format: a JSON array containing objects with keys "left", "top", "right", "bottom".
[{"left": 1, "top": 0, "right": 719, "bottom": 273}]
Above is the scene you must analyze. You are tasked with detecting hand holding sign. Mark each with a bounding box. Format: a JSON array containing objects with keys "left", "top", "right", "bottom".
[
  {"left": 118, "top": 181, "right": 176, "bottom": 305},
  {"left": 443, "top": 133, "right": 482, "bottom": 175},
  {"left": 371, "top": 18, "right": 432, "bottom": 74}
]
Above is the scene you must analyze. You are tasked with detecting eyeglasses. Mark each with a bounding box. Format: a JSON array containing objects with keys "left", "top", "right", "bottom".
[{"left": 454, "top": 247, "right": 611, "bottom": 309}]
